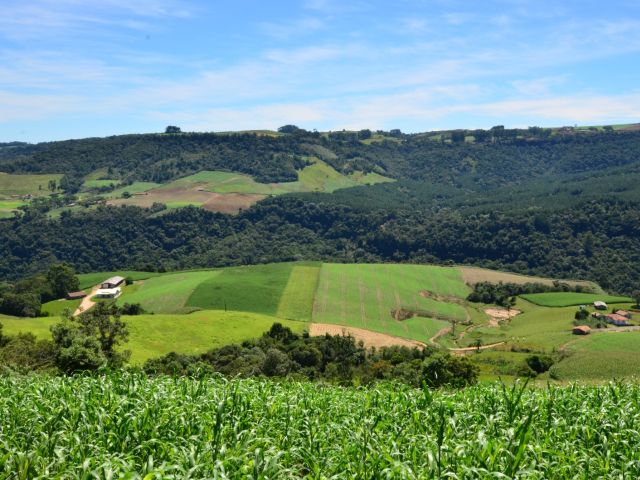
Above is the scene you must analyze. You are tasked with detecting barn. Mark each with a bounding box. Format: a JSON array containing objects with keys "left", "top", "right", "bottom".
[
  {"left": 572, "top": 325, "right": 591, "bottom": 335},
  {"left": 101, "top": 276, "right": 125, "bottom": 289},
  {"left": 95, "top": 287, "right": 122, "bottom": 299},
  {"left": 604, "top": 313, "right": 630, "bottom": 326},
  {"left": 66, "top": 290, "right": 87, "bottom": 300},
  {"left": 593, "top": 301, "right": 608, "bottom": 310}
]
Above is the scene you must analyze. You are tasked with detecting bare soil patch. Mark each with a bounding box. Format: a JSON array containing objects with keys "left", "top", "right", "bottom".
[
  {"left": 309, "top": 323, "right": 425, "bottom": 349},
  {"left": 459, "top": 266, "right": 596, "bottom": 291},
  {"left": 484, "top": 308, "right": 521, "bottom": 327},
  {"left": 202, "top": 193, "right": 266, "bottom": 214},
  {"left": 73, "top": 286, "right": 98, "bottom": 316}
]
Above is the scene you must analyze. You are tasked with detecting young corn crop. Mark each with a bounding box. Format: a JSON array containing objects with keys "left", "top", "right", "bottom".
[{"left": 1, "top": 373, "right": 640, "bottom": 478}]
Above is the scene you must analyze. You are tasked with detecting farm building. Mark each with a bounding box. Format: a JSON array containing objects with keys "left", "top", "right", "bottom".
[
  {"left": 572, "top": 325, "right": 591, "bottom": 335},
  {"left": 101, "top": 276, "right": 125, "bottom": 289},
  {"left": 593, "top": 301, "right": 608, "bottom": 310},
  {"left": 66, "top": 290, "right": 87, "bottom": 300},
  {"left": 604, "top": 313, "right": 630, "bottom": 326},
  {"left": 95, "top": 287, "right": 122, "bottom": 299},
  {"left": 614, "top": 310, "right": 632, "bottom": 319}
]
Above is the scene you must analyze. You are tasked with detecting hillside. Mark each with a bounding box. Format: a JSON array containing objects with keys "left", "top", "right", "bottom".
[{"left": 4, "top": 262, "right": 638, "bottom": 380}]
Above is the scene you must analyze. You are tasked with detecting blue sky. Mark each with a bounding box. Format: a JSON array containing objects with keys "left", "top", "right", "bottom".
[{"left": 1, "top": 0, "right": 640, "bottom": 142}]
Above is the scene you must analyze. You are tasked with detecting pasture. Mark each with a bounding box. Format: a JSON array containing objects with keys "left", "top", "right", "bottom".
[
  {"left": 186, "top": 263, "right": 298, "bottom": 316},
  {"left": 458, "top": 266, "right": 601, "bottom": 291},
  {"left": 0, "top": 172, "right": 63, "bottom": 197},
  {"left": 41, "top": 298, "right": 82, "bottom": 316},
  {"left": 520, "top": 292, "right": 631, "bottom": 307},
  {"left": 312, "top": 263, "right": 469, "bottom": 343},
  {"left": 0, "top": 199, "right": 25, "bottom": 218}
]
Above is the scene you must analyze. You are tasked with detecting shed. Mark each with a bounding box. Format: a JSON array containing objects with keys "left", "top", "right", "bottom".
[
  {"left": 101, "top": 276, "right": 125, "bottom": 289},
  {"left": 572, "top": 325, "right": 591, "bottom": 335},
  {"left": 593, "top": 301, "right": 608, "bottom": 310},
  {"left": 615, "top": 310, "right": 632, "bottom": 319},
  {"left": 95, "top": 287, "right": 122, "bottom": 299},
  {"left": 66, "top": 290, "right": 87, "bottom": 300},
  {"left": 604, "top": 313, "right": 630, "bottom": 326}
]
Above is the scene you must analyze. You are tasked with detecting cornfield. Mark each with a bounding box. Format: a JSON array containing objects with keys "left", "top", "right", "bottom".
[{"left": 2, "top": 373, "right": 640, "bottom": 478}]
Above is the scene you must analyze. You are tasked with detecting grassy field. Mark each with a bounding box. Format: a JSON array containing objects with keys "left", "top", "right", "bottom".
[
  {"left": 117, "top": 270, "right": 222, "bottom": 314},
  {"left": 83, "top": 179, "right": 120, "bottom": 189},
  {"left": 0, "top": 199, "right": 26, "bottom": 218},
  {"left": 520, "top": 292, "right": 631, "bottom": 307},
  {"left": 186, "top": 263, "right": 296, "bottom": 316},
  {"left": 0, "top": 172, "right": 63, "bottom": 197},
  {"left": 551, "top": 331, "right": 640, "bottom": 379},
  {"left": 41, "top": 298, "right": 82, "bottom": 316},
  {"left": 0, "top": 311, "right": 305, "bottom": 364},
  {"left": 275, "top": 264, "right": 321, "bottom": 321},
  {"left": 312, "top": 263, "right": 469, "bottom": 343}
]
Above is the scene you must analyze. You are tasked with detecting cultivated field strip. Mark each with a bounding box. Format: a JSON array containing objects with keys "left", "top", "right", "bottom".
[
  {"left": 4, "top": 374, "right": 640, "bottom": 478},
  {"left": 312, "top": 264, "right": 469, "bottom": 343}
]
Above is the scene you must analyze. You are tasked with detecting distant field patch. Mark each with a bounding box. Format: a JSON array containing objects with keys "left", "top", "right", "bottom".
[
  {"left": 0, "top": 314, "right": 58, "bottom": 340},
  {"left": 0, "top": 199, "right": 26, "bottom": 217},
  {"left": 312, "top": 264, "right": 469, "bottom": 343},
  {"left": 275, "top": 265, "right": 320, "bottom": 321},
  {"left": 83, "top": 179, "right": 120, "bottom": 189},
  {"left": 0, "top": 172, "right": 63, "bottom": 197},
  {"left": 41, "top": 299, "right": 82, "bottom": 316},
  {"left": 521, "top": 292, "right": 631, "bottom": 307},
  {"left": 106, "top": 182, "right": 161, "bottom": 198},
  {"left": 123, "top": 310, "right": 306, "bottom": 363},
  {"left": 77, "top": 271, "right": 161, "bottom": 290},
  {"left": 186, "top": 263, "right": 294, "bottom": 316},
  {"left": 458, "top": 266, "right": 600, "bottom": 292},
  {"left": 118, "top": 270, "right": 222, "bottom": 313}
]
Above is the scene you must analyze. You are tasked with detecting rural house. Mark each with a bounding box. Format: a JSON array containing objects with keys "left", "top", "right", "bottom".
[
  {"left": 573, "top": 325, "right": 591, "bottom": 335},
  {"left": 614, "top": 310, "right": 632, "bottom": 319},
  {"left": 95, "top": 287, "right": 122, "bottom": 299},
  {"left": 66, "top": 290, "right": 87, "bottom": 300},
  {"left": 593, "top": 301, "right": 608, "bottom": 310},
  {"left": 101, "top": 276, "right": 125, "bottom": 289},
  {"left": 604, "top": 313, "right": 630, "bottom": 326}
]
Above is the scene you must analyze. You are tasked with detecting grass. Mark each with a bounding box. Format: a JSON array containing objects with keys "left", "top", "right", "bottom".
[
  {"left": 106, "top": 182, "right": 161, "bottom": 198},
  {"left": 0, "top": 199, "right": 26, "bottom": 218},
  {"left": 41, "top": 299, "right": 82, "bottom": 316},
  {"left": 186, "top": 263, "right": 295, "bottom": 316},
  {"left": 312, "top": 263, "right": 469, "bottom": 343},
  {"left": 5, "top": 375, "right": 640, "bottom": 477},
  {"left": 458, "top": 266, "right": 601, "bottom": 292},
  {"left": 83, "top": 179, "right": 120, "bottom": 189},
  {"left": 117, "top": 270, "right": 222, "bottom": 314},
  {"left": 520, "top": 292, "right": 631, "bottom": 307},
  {"left": 77, "top": 271, "right": 161, "bottom": 290},
  {"left": 122, "top": 310, "right": 306, "bottom": 363},
  {"left": 275, "top": 264, "right": 321, "bottom": 321},
  {"left": 0, "top": 311, "right": 305, "bottom": 364},
  {"left": 0, "top": 172, "right": 63, "bottom": 197}
]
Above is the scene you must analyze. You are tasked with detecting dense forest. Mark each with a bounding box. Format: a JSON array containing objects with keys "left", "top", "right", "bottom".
[
  {"left": 1, "top": 127, "right": 639, "bottom": 294},
  {"left": 0, "top": 196, "right": 638, "bottom": 294}
]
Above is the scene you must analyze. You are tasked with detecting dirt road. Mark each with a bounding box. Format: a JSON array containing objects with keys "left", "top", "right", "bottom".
[{"left": 73, "top": 286, "right": 98, "bottom": 316}]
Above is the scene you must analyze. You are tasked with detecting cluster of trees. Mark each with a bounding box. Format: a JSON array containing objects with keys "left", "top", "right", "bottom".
[
  {"left": 0, "top": 302, "right": 129, "bottom": 374},
  {"left": 143, "top": 323, "right": 478, "bottom": 388},
  {"left": 467, "top": 281, "right": 592, "bottom": 305},
  {"left": 0, "top": 264, "right": 79, "bottom": 317}
]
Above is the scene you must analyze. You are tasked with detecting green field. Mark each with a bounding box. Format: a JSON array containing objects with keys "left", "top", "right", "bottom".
[
  {"left": 83, "top": 179, "right": 120, "bottom": 189},
  {"left": 275, "top": 265, "right": 321, "bottom": 320},
  {"left": 0, "top": 199, "right": 26, "bottom": 217},
  {"left": 106, "top": 182, "right": 161, "bottom": 198},
  {"left": 312, "top": 263, "right": 469, "bottom": 343},
  {"left": 186, "top": 263, "right": 298, "bottom": 315},
  {"left": 0, "top": 172, "right": 63, "bottom": 197},
  {"left": 0, "top": 311, "right": 305, "bottom": 364},
  {"left": 41, "top": 298, "right": 82, "bottom": 316},
  {"left": 521, "top": 292, "right": 632, "bottom": 307},
  {"left": 117, "top": 270, "right": 222, "bottom": 313}
]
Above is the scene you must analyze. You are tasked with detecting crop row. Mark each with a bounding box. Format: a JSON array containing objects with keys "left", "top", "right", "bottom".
[{"left": 2, "top": 373, "right": 640, "bottom": 478}]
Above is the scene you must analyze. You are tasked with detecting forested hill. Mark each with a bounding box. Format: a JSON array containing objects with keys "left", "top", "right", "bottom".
[
  {"left": 2, "top": 126, "right": 640, "bottom": 188},
  {"left": 1, "top": 198, "right": 639, "bottom": 294}
]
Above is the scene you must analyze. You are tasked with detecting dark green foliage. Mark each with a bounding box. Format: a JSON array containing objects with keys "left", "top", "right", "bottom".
[
  {"left": 574, "top": 308, "right": 589, "bottom": 320},
  {"left": 468, "top": 281, "right": 591, "bottom": 305},
  {"left": 633, "top": 290, "right": 640, "bottom": 308},
  {"left": 143, "top": 323, "right": 478, "bottom": 388},
  {"left": 51, "top": 303, "right": 130, "bottom": 373},
  {"left": 0, "top": 333, "right": 56, "bottom": 372},
  {"left": 46, "top": 263, "right": 80, "bottom": 299},
  {"left": 164, "top": 126, "right": 181, "bottom": 134},
  {"left": 525, "top": 355, "right": 554, "bottom": 374},
  {"left": 119, "top": 302, "right": 145, "bottom": 315}
]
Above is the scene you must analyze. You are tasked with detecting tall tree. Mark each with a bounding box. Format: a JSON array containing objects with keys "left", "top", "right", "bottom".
[{"left": 46, "top": 263, "right": 80, "bottom": 299}]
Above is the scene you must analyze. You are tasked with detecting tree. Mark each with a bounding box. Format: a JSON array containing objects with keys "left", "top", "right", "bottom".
[
  {"left": 633, "top": 290, "right": 640, "bottom": 308},
  {"left": 165, "top": 125, "right": 181, "bottom": 133},
  {"left": 277, "top": 125, "right": 300, "bottom": 134},
  {"left": 46, "top": 263, "right": 79, "bottom": 299},
  {"left": 52, "top": 303, "right": 130, "bottom": 372}
]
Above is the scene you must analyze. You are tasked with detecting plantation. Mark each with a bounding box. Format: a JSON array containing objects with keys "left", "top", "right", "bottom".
[
  {"left": 4, "top": 373, "right": 640, "bottom": 478},
  {"left": 520, "top": 292, "right": 631, "bottom": 307}
]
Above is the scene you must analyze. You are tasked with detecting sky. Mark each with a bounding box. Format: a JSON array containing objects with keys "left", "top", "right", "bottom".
[{"left": 1, "top": 0, "right": 640, "bottom": 142}]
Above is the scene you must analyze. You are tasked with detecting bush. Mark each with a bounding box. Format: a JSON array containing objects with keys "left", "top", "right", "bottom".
[{"left": 526, "top": 354, "right": 554, "bottom": 374}]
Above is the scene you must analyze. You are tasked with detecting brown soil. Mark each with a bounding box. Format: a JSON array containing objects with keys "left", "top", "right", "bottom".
[
  {"left": 309, "top": 323, "right": 425, "bottom": 349},
  {"left": 458, "top": 266, "right": 596, "bottom": 290},
  {"left": 73, "top": 286, "right": 98, "bottom": 316},
  {"left": 484, "top": 308, "right": 521, "bottom": 327},
  {"left": 202, "top": 193, "right": 266, "bottom": 213}
]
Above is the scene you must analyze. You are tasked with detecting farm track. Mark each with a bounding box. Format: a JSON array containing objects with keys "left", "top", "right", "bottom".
[{"left": 73, "top": 285, "right": 98, "bottom": 316}]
